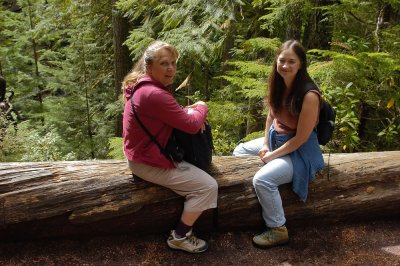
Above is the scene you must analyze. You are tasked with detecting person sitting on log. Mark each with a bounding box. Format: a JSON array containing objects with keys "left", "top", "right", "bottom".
[
  {"left": 233, "top": 40, "right": 324, "bottom": 248},
  {"left": 122, "top": 41, "right": 218, "bottom": 254}
]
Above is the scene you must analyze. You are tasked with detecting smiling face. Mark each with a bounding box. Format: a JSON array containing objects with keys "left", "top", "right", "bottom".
[
  {"left": 147, "top": 48, "right": 177, "bottom": 86},
  {"left": 276, "top": 48, "right": 302, "bottom": 82}
]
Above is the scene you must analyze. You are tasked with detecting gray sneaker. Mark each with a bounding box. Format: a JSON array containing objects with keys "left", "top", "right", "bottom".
[{"left": 167, "top": 230, "right": 208, "bottom": 253}]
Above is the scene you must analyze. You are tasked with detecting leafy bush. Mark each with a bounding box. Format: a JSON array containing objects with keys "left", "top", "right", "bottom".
[
  {"left": 108, "top": 137, "right": 125, "bottom": 159},
  {"left": 309, "top": 49, "right": 400, "bottom": 152},
  {"left": 19, "top": 123, "right": 77, "bottom": 162},
  {"left": 0, "top": 116, "right": 24, "bottom": 162}
]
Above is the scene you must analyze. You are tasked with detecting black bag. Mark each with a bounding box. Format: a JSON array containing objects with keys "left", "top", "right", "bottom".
[
  {"left": 316, "top": 99, "right": 336, "bottom": 145},
  {"left": 163, "top": 132, "right": 185, "bottom": 162},
  {"left": 300, "top": 83, "right": 336, "bottom": 145},
  {"left": 173, "top": 123, "right": 213, "bottom": 171}
]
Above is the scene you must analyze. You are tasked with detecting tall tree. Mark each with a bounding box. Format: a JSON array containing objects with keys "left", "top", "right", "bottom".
[
  {"left": 303, "top": 0, "right": 334, "bottom": 49},
  {"left": 111, "top": 0, "right": 131, "bottom": 137}
]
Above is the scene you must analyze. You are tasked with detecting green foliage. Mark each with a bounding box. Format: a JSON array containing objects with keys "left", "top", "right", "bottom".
[
  {"left": 0, "top": 116, "right": 23, "bottom": 162},
  {"left": 214, "top": 38, "right": 278, "bottom": 142},
  {"left": 211, "top": 124, "right": 238, "bottom": 156},
  {"left": 231, "top": 37, "right": 281, "bottom": 61},
  {"left": 1, "top": 0, "right": 115, "bottom": 161},
  {"left": 1, "top": 0, "right": 400, "bottom": 162},
  {"left": 242, "top": 130, "right": 264, "bottom": 142},
  {"left": 20, "top": 125, "right": 77, "bottom": 162},
  {"left": 382, "top": 25, "right": 400, "bottom": 57},
  {"left": 117, "top": 0, "right": 242, "bottom": 62},
  {"left": 207, "top": 101, "right": 246, "bottom": 135},
  {"left": 0, "top": 121, "right": 77, "bottom": 162},
  {"left": 324, "top": 83, "right": 360, "bottom": 152},
  {"left": 259, "top": 0, "right": 310, "bottom": 39},
  {"left": 218, "top": 60, "right": 268, "bottom": 100},
  {"left": 309, "top": 48, "right": 400, "bottom": 151},
  {"left": 116, "top": 0, "right": 245, "bottom": 103},
  {"left": 108, "top": 137, "right": 125, "bottom": 159}
]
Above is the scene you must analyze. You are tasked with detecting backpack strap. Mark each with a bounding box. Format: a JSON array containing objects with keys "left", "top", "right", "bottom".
[
  {"left": 295, "top": 82, "right": 321, "bottom": 113},
  {"left": 304, "top": 82, "right": 322, "bottom": 98},
  {"left": 129, "top": 82, "right": 169, "bottom": 157}
]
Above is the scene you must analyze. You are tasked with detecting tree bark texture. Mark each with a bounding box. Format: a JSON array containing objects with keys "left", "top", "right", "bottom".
[{"left": 1, "top": 151, "right": 399, "bottom": 239}]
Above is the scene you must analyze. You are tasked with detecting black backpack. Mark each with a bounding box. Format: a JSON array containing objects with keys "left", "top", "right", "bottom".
[
  {"left": 173, "top": 124, "right": 214, "bottom": 171},
  {"left": 317, "top": 97, "right": 336, "bottom": 145},
  {"left": 301, "top": 83, "right": 336, "bottom": 145}
]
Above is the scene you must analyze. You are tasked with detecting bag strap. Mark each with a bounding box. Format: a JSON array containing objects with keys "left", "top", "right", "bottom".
[
  {"left": 299, "top": 82, "right": 322, "bottom": 110},
  {"left": 129, "top": 86, "right": 167, "bottom": 155},
  {"left": 304, "top": 83, "right": 322, "bottom": 101}
]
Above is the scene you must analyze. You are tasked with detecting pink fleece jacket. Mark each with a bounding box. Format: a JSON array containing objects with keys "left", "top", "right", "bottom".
[{"left": 123, "top": 75, "right": 208, "bottom": 169}]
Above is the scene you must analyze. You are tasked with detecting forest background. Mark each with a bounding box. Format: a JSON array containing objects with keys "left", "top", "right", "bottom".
[{"left": 0, "top": 0, "right": 399, "bottom": 162}]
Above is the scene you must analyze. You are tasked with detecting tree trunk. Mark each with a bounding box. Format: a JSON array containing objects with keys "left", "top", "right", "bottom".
[
  {"left": 286, "top": 2, "right": 302, "bottom": 41},
  {"left": 111, "top": 0, "right": 131, "bottom": 137},
  {"left": 1, "top": 151, "right": 399, "bottom": 239},
  {"left": 303, "top": 0, "right": 334, "bottom": 50}
]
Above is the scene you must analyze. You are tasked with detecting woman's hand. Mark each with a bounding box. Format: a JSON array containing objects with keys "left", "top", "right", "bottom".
[
  {"left": 200, "top": 122, "right": 207, "bottom": 133},
  {"left": 261, "top": 151, "right": 273, "bottom": 164},
  {"left": 186, "top": 101, "right": 207, "bottom": 114},
  {"left": 186, "top": 101, "right": 207, "bottom": 109},
  {"left": 186, "top": 101, "right": 208, "bottom": 132},
  {"left": 258, "top": 144, "right": 269, "bottom": 159}
]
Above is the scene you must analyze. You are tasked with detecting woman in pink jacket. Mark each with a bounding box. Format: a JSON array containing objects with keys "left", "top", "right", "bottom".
[{"left": 122, "top": 41, "right": 218, "bottom": 253}]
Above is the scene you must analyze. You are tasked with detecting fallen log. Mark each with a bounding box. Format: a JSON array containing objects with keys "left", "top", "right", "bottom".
[{"left": 1, "top": 151, "right": 399, "bottom": 239}]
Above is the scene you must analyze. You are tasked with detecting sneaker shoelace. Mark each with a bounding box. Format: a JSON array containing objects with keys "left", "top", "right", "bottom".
[
  {"left": 187, "top": 234, "right": 200, "bottom": 246},
  {"left": 260, "top": 230, "right": 277, "bottom": 241}
]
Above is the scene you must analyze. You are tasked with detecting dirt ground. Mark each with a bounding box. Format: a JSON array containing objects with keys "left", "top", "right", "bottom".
[{"left": 0, "top": 218, "right": 399, "bottom": 266}]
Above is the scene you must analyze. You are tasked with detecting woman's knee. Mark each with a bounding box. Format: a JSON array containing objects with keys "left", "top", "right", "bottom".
[
  {"left": 196, "top": 177, "right": 218, "bottom": 207},
  {"left": 207, "top": 177, "right": 218, "bottom": 196},
  {"left": 233, "top": 137, "right": 264, "bottom": 156},
  {"left": 195, "top": 172, "right": 218, "bottom": 195},
  {"left": 232, "top": 143, "right": 246, "bottom": 156},
  {"left": 252, "top": 168, "right": 279, "bottom": 190},
  {"left": 253, "top": 173, "right": 267, "bottom": 189}
]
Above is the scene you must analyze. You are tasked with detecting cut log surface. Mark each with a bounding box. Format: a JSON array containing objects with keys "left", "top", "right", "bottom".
[{"left": 1, "top": 151, "right": 399, "bottom": 239}]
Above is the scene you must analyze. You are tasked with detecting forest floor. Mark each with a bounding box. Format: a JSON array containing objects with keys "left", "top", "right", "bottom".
[{"left": 0, "top": 218, "right": 399, "bottom": 266}]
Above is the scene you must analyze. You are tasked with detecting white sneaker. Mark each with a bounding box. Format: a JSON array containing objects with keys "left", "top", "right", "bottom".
[{"left": 167, "top": 230, "right": 208, "bottom": 253}]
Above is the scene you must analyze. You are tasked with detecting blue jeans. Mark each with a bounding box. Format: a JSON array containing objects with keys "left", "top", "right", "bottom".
[
  {"left": 233, "top": 137, "right": 264, "bottom": 157},
  {"left": 233, "top": 137, "right": 293, "bottom": 227}
]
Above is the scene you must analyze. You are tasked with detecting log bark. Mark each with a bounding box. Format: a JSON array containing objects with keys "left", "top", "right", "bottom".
[{"left": 1, "top": 151, "right": 399, "bottom": 239}]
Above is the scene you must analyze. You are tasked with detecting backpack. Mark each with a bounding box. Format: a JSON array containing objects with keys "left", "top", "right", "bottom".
[
  {"left": 173, "top": 124, "right": 214, "bottom": 171},
  {"left": 130, "top": 80, "right": 214, "bottom": 171},
  {"left": 301, "top": 83, "right": 336, "bottom": 145},
  {"left": 317, "top": 97, "right": 336, "bottom": 145}
]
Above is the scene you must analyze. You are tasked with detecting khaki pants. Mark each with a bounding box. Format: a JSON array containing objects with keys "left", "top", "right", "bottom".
[{"left": 128, "top": 160, "right": 218, "bottom": 212}]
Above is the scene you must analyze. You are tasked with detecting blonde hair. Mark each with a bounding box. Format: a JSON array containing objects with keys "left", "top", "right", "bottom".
[{"left": 121, "top": 41, "right": 179, "bottom": 91}]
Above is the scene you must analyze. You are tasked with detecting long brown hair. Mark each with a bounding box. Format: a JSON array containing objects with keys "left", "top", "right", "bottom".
[{"left": 267, "top": 40, "right": 315, "bottom": 114}]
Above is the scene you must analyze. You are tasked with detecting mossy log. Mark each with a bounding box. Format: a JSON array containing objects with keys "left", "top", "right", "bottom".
[{"left": 1, "top": 151, "right": 399, "bottom": 239}]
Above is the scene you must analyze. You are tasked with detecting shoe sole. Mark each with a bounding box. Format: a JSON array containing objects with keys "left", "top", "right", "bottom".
[
  {"left": 167, "top": 242, "right": 208, "bottom": 253},
  {"left": 252, "top": 239, "right": 289, "bottom": 249}
]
